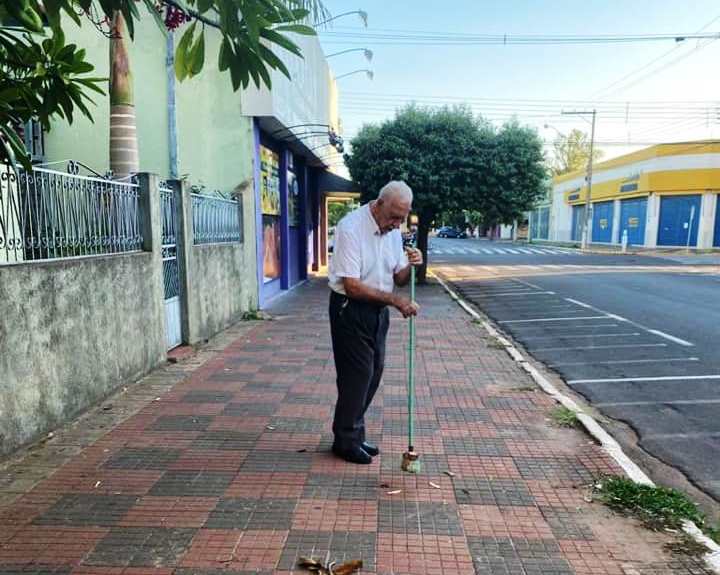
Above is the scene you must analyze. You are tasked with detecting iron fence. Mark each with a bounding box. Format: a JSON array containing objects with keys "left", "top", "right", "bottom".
[
  {"left": 191, "top": 193, "right": 242, "bottom": 245},
  {"left": 0, "top": 163, "right": 142, "bottom": 263}
]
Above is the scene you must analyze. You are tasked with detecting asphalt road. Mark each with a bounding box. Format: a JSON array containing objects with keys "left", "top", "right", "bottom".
[{"left": 431, "top": 237, "right": 720, "bottom": 501}]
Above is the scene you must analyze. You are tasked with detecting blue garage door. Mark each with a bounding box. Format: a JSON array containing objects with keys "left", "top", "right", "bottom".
[
  {"left": 714, "top": 196, "right": 720, "bottom": 247},
  {"left": 619, "top": 198, "right": 647, "bottom": 246},
  {"left": 571, "top": 205, "right": 585, "bottom": 242},
  {"left": 592, "top": 201, "right": 613, "bottom": 243},
  {"left": 658, "top": 195, "right": 701, "bottom": 247}
]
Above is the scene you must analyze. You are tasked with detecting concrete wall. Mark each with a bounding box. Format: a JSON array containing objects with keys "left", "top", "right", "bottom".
[
  {"left": 184, "top": 244, "right": 254, "bottom": 343},
  {"left": 178, "top": 182, "right": 258, "bottom": 344},
  {"left": 0, "top": 248, "right": 165, "bottom": 457}
]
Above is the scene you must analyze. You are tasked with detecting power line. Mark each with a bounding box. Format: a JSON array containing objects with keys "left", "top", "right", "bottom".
[
  {"left": 319, "top": 29, "right": 720, "bottom": 46},
  {"left": 591, "top": 14, "right": 720, "bottom": 99}
]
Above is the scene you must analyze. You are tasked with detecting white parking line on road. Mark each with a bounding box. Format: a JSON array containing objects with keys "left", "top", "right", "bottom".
[
  {"left": 499, "top": 315, "right": 608, "bottom": 323},
  {"left": 535, "top": 343, "right": 668, "bottom": 352},
  {"left": 505, "top": 249, "right": 521, "bottom": 254},
  {"left": 478, "top": 291, "right": 556, "bottom": 297},
  {"left": 565, "top": 298, "right": 594, "bottom": 309},
  {"left": 523, "top": 332, "right": 642, "bottom": 340},
  {"left": 482, "top": 249, "right": 493, "bottom": 254},
  {"left": 643, "top": 432, "right": 720, "bottom": 440},
  {"left": 551, "top": 357, "right": 699, "bottom": 367},
  {"left": 567, "top": 374, "right": 720, "bottom": 384},
  {"left": 515, "top": 323, "right": 621, "bottom": 331},
  {"left": 646, "top": 329, "right": 694, "bottom": 347},
  {"left": 516, "top": 248, "right": 534, "bottom": 254},
  {"left": 512, "top": 278, "right": 547, "bottom": 290},
  {"left": 597, "top": 397, "right": 719, "bottom": 407},
  {"left": 553, "top": 296, "right": 696, "bottom": 347}
]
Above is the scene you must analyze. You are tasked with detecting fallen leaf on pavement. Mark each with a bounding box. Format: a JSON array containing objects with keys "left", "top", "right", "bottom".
[
  {"left": 332, "top": 559, "right": 363, "bottom": 574},
  {"left": 380, "top": 483, "right": 390, "bottom": 488},
  {"left": 429, "top": 482, "right": 441, "bottom": 489},
  {"left": 443, "top": 471, "right": 456, "bottom": 477},
  {"left": 298, "top": 557, "right": 326, "bottom": 573},
  {"left": 387, "top": 490, "right": 402, "bottom": 495}
]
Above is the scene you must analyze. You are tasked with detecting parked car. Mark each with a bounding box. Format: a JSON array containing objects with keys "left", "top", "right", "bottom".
[{"left": 436, "top": 226, "right": 467, "bottom": 239}]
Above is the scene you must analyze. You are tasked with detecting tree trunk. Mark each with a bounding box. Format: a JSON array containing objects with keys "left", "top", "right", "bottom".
[
  {"left": 415, "top": 216, "right": 432, "bottom": 284},
  {"left": 109, "top": 12, "right": 138, "bottom": 178}
]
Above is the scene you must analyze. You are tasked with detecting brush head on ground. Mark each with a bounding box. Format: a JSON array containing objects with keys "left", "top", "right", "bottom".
[{"left": 401, "top": 451, "right": 421, "bottom": 474}]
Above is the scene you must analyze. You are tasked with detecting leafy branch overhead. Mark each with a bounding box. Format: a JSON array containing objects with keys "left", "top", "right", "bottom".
[{"left": 0, "top": 0, "right": 327, "bottom": 168}]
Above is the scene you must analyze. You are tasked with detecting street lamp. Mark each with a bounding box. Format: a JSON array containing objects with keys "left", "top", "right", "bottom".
[
  {"left": 326, "top": 48, "right": 374, "bottom": 62},
  {"left": 317, "top": 10, "right": 368, "bottom": 27},
  {"left": 561, "top": 109, "right": 597, "bottom": 250},
  {"left": 335, "top": 69, "right": 374, "bottom": 81}
]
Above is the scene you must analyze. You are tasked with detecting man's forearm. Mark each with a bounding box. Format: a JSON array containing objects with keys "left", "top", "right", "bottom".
[
  {"left": 393, "top": 264, "right": 412, "bottom": 287},
  {"left": 343, "top": 277, "right": 397, "bottom": 307}
]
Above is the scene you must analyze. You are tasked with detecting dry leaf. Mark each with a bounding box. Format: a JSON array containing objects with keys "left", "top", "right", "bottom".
[
  {"left": 266, "top": 425, "right": 275, "bottom": 430},
  {"left": 380, "top": 483, "right": 390, "bottom": 489},
  {"left": 332, "top": 559, "right": 363, "bottom": 575},
  {"left": 386, "top": 489, "right": 402, "bottom": 495},
  {"left": 297, "top": 448, "right": 307, "bottom": 453},
  {"left": 429, "top": 481, "right": 441, "bottom": 489},
  {"left": 443, "top": 470, "right": 456, "bottom": 477},
  {"left": 298, "top": 557, "right": 327, "bottom": 573}
]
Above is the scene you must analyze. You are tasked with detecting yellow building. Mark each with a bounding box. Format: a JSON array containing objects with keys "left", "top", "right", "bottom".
[{"left": 550, "top": 141, "right": 720, "bottom": 248}]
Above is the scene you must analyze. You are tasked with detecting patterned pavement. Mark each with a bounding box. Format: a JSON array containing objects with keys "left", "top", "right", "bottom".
[{"left": 0, "top": 278, "right": 713, "bottom": 574}]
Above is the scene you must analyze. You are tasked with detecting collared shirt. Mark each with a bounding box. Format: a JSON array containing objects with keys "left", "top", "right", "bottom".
[{"left": 328, "top": 203, "right": 408, "bottom": 295}]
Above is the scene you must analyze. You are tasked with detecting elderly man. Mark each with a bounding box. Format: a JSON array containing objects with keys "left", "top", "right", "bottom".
[{"left": 328, "top": 180, "right": 423, "bottom": 464}]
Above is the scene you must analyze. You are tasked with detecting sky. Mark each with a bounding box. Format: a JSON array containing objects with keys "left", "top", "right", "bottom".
[{"left": 317, "top": 0, "right": 720, "bottom": 164}]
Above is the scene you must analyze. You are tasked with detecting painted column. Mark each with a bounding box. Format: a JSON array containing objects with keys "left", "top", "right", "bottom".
[
  {"left": 320, "top": 194, "right": 328, "bottom": 267},
  {"left": 279, "top": 148, "right": 290, "bottom": 290},
  {"left": 644, "top": 193, "right": 659, "bottom": 248},
  {"left": 298, "top": 162, "right": 309, "bottom": 281},
  {"left": 697, "top": 192, "right": 717, "bottom": 249},
  {"left": 253, "top": 120, "right": 264, "bottom": 304},
  {"left": 611, "top": 199, "right": 621, "bottom": 244},
  {"left": 311, "top": 171, "right": 320, "bottom": 272}
]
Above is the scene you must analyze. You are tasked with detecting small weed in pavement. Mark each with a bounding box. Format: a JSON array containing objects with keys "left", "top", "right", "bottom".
[
  {"left": 242, "top": 310, "right": 272, "bottom": 321},
  {"left": 486, "top": 337, "right": 506, "bottom": 349},
  {"left": 550, "top": 406, "right": 578, "bottom": 428},
  {"left": 595, "top": 476, "right": 706, "bottom": 533}
]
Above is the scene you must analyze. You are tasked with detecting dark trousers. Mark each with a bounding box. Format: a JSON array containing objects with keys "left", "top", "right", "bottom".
[{"left": 329, "top": 290, "right": 390, "bottom": 450}]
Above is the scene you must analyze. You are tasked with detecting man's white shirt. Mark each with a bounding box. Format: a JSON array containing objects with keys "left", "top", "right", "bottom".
[{"left": 328, "top": 203, "right": 409, "bottom": 295}]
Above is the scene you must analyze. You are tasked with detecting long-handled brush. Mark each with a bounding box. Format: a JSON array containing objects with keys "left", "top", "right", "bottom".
[{"left": 401, "top": 241, "right": 421, "bottom": 474}]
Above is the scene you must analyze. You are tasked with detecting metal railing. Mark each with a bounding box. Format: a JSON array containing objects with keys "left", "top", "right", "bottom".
[
  {"left": 0, "top": 163, "right": 142, "bottom": 263},
  {"left": 191, "top": 193, "right": 242, "bottom": 245}
]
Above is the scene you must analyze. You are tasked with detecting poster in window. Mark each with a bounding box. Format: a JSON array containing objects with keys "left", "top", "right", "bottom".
[
  {"left": 288, "top": 171, "right": 299, "bottom": 227},
  {"left": 260, "top": 146, "right": 280, "bottom": 215},
  {"left": 262, "top": 215, "right": 281, "bottom": 283}
]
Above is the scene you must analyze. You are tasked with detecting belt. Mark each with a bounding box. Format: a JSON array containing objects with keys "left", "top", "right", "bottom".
[{"left": 330, "top": 290, "right": 387, "bottom": 312}]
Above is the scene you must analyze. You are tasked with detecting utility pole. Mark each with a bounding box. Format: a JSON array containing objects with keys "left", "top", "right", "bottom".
[{"left": 561, "top": 109, "right": 597, "bottom": 250}]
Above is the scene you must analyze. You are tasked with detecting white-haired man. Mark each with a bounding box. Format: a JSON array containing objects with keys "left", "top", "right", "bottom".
[{"left": 328, "top": 180, "right": 423, "bottom": 464}]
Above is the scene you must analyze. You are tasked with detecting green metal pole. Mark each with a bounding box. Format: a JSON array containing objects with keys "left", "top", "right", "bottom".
[{"left": 407, "top": 262, "right": 416, "bottom": 451}]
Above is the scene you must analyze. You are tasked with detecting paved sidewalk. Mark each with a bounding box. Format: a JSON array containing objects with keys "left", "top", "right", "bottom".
[{"left": 0, "top": 278, "right": 713, "bottom": 574}]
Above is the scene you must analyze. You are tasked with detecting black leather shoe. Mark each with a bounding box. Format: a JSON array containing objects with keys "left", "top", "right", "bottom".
[
  {"left": 361, "top": 441, "right": 379, "bottom": 456},
  {"left": 332, "top": 444, "right": 372, "bottom": 464}
]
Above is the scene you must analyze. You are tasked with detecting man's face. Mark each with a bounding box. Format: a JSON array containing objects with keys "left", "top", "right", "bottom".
[{"left": 375, "top": 196, "right": 411, "bottom": 233}]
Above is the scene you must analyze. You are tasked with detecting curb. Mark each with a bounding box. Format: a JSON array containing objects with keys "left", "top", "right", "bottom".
[{"left": 430, "top": 270, "right": 720, "bottom": 572}]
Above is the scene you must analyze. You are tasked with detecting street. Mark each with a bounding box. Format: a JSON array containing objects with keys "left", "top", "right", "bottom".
[{"left": 431, "top": 237, "right": 720, "bottom": 502}]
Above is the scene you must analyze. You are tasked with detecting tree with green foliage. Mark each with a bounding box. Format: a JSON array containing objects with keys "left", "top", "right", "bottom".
[
  {"left": 550, "top": 128, "right": 603, "bottom": 176},
  {"left": 328, "top": 200, "right": 358, "bottom": 228},
  {"left": 0, "top": 0, "right": 328, "bottom": 171},
  {"left": 345, "top": 105, "right": 546, "bottom": 281}
]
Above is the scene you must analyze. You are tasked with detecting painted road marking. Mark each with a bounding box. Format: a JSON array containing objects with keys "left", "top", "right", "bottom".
[
  {"left": 597, "top": 397, "right": 720, "bottom": 407},
  {"left": 535, "top": 343, "right": 668, "bottom": 352},
  {"left": 558, "top": 297, "right": 696, "bottom": 347},
  {"left": 551, "top": 357, "right": 699, "bottom": 367},
  {"left": 646, "top": 329, "right": 694, "bottom": 347},
  {"left": 499, "top": 315, "right": 609, "bottom": 323},
  {"left": 567, "top": 374, "right": 720, "bottom": 385},
  {"left": 643, "top": 432, "right": 720, "bottom": 440},
  {"left": 514, "top": 323, "right": 621, "bottom": 330},
  {"left": 522, "top": 332, "right": 642, "bottom": 340},
  {"left": 477, "top": 291, "right": 556, "bottom": 297}
]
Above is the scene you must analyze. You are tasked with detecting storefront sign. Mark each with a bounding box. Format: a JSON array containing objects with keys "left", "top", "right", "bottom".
[
  {"left": 260, "top": 146, "right": 280, "bottom": 216},
  {"left": 620, "top": 182, "right": 638, "bottom": 193},
  {"left": 628, "top": 217, "right": 639, "bottom": 228},
  {"left": 288, "top": 170, "right": 299, "bottom": 227},
  {"left": 568, "top": 193, "right": 580, "bottom": 201}
]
